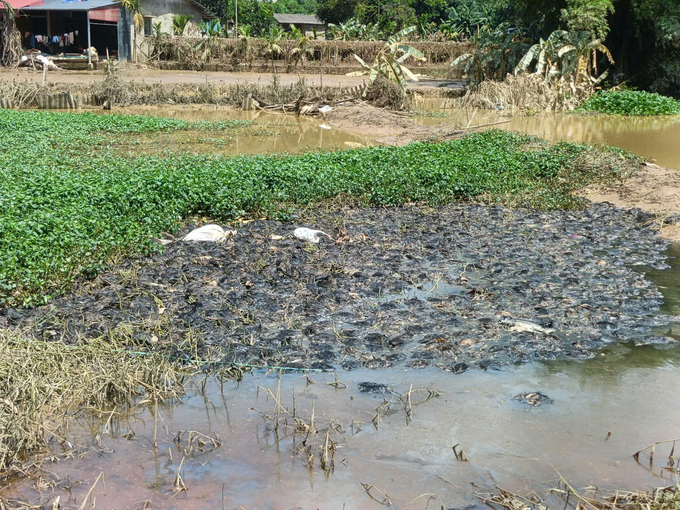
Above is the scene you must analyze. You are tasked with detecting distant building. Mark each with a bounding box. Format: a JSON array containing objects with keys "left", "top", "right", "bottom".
[
  {"left": 273, "top": 13, "right": 325, "bottom": 36},
  {"left": 8, "top": 0, "right": 213, "bottom": 63}
]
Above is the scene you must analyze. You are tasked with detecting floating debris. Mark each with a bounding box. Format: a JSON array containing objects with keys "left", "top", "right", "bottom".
[
  {"left": 514, "top": 392, "right": 554, "bottom": 407},
  {"left": 14, "top": 203, "right": 674, "bottom": 373},
  {"left": 293, "top": 227, "right": 331, "bottom": 243},
  {"left": 182, "top": 225, "right": 236, "bottom": 243},
  {"left": 358, "top": 382, "right": 392, "bottom": 394}
]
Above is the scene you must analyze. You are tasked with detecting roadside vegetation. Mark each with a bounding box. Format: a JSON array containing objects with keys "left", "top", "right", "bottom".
[
  {"left": 0, "top": 109, "right": 640, "bottom": 307},
  {"left": 578, "top": 90, "right": 680, "bottom": 116}
]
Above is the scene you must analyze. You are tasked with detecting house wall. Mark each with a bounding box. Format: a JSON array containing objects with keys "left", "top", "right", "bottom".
[
  {"left": 277, "top": 21, "right": 325, "bottom": 37},
  {"left": 119, "top": 0, "right": 204, "bottom": 62}
]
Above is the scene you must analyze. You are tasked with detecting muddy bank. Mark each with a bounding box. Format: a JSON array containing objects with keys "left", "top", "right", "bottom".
[
  {"left": 324, "top": 103, "right": 465, "bottom": 145},
  {"left": 586, "top": 163, "right": 680, "bottom": 242},
  {"left": 5, "top": 202, "right": 675, "bottom": 372}
]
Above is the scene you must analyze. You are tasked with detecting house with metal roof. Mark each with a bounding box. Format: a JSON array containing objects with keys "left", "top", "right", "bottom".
[
  {"left": 273, "top": 13, "right": 325, "bottom": 36},
  {"left": 9, "top": 0, "right": 213, "bottom": 65}
]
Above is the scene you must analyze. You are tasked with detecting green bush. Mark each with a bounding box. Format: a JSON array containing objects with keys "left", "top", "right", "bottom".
[
  {"left": 578, "top": 90, "right": 680, "bottom": 116},
  {"left": 0, "top": 110, "right": 637, "bottom": 306}
]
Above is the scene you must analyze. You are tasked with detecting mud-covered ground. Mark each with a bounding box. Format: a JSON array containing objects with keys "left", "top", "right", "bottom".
[{"left": 3, "top": 202, "right": 675, "bottom": 372}]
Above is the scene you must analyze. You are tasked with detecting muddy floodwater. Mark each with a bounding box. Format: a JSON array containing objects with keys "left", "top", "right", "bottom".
[
  {"left": 4, "top": 207, "right": 680, "bottom": 508},
  {"left": 4, "top": 343, "right": 680, "bottom": 509},
  {"left": 101, "top": 105, "right": 372, "bottom": 155},
  {"left": 100, "top": 103, "right": 680, "bottom": 171},
  {"left": 419, "top": 99, "right": 680, "bottom": 170}
]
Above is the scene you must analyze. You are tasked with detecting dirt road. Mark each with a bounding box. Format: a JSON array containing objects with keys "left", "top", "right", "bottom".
[{"left": 0, "top": 67, "right": 460, "bottom": 93}]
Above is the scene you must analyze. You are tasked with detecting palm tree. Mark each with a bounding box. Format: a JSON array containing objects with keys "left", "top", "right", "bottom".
[
  {"left": 264, "top": 26, "right": 283, "bottom": 74},
  {"left": 120, "top": 0, "right": 144, "bottom": 62},
  {"left": 172, "top": 14, "right": 194, "bottom": 36}
]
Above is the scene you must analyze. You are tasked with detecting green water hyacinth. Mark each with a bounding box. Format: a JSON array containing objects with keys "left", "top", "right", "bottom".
[
  {"left": 578, "top": 90, "right": 680, "bottom": 116},
  {"left": 0, "top": 109, "right": 638, "bottom": 306}
]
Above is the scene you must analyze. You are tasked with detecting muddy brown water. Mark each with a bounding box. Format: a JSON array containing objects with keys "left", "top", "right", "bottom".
[
  {"left": 4, "top": 344, "right": 680, "bottom": 509},
  {"left": 418, "top": 99, "right": 680, "bottom": 170},
  {"left": 102, "top": 103, "right": 680, "bottom": 171},
  {"left": 99, "top": 105, "right": 372, "bottom": 155}
]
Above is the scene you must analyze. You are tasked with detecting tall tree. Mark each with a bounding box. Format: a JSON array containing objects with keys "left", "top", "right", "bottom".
[{"left": 317, "top": 0, "right": 360, "bottom": 24}]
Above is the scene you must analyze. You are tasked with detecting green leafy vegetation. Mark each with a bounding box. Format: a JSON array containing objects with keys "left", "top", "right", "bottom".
[
  {"left": 0, "top": 110, "right": 638, "bottom": 306},
  {"left": 578, "top": 90, "right": 680, "bottom": 116}
]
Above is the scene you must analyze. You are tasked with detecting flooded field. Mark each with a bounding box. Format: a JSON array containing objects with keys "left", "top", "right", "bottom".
[
  {"left": 3, "top": 341, "right": 680, "bottom": 509},
  {"left": 4, "top": 104, "right": 679, "bottom": 509},
  {"left": 102, "top": 106, "right": 372, "bottom": 156},
  {"left": 418, "top": 100, "right": 680, "bottom": 170},
  {"left": 99, "top": 103, "right": 680, "bottom": 171},
  {"left": 4, "top": 208, "right": 680, "bottom": 508}
]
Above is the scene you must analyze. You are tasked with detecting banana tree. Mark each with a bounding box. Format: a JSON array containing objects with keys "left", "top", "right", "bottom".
[
  {"left": 236, "top": 24, "right": 254, "bottom": 69},
  {"left": 0, "top": 0, "right": 22, "bottom": 67},
  {"left": 196, "top": 19, "right": 222, "bottom": 61},
  {"left": 172, "top": 14, "right": 194, "bottom": 36},
  {"left": 289, "top": 24, "right": 314, "bottom": 67},
  {"left": 350, "top": 26, "right": 426, "bottom": 94},
  {"left": 514, "top": 29, "right": 613, "bottom": 86},
  {"left": 264, "top": 26, "right": 283, "bottom": 73},
  {"left": 120, "top": 0, "right": 144, "bottom": 62},
  {"left": 450, "top": 25, "right": 528, "bottom": 84}
]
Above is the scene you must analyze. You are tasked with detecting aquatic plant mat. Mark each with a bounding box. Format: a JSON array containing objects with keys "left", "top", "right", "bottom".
[
  {"left": 0, "top": 108, "right": 643, "bottom": 307},
  {"left": 578, "top": 90, "right": 680, "bottom": 116}
]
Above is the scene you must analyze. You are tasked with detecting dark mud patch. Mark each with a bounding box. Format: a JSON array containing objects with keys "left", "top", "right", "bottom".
[
  {"left": 514, "top": 392, "right": 553, "bottom": 406},
  {"left": 358, "top": 382, "right": 392, "bottom": 394},
  {"left": 4, "top": 203, "right": 676, "bottom": 372}
]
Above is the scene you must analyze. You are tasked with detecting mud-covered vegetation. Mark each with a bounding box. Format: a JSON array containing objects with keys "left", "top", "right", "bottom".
[
  {"left": 152, "top": 36, "right": 468, "bottom": 69},
  {"left": 0, "top": 75, "right": 365, "bottom": 109},
  {"left": 0, "top": 332, "right": 182, "bottom": 477},
  {"left": 578, "top": 90, "right": 680, "bottom": 116},
  {"left": 0, "top": 109, "right": 641, "bottom": 307}
]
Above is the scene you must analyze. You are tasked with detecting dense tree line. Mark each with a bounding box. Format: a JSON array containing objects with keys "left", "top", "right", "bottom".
[{"left": 198, "top": 0, "right": 679, "bottom": 96}]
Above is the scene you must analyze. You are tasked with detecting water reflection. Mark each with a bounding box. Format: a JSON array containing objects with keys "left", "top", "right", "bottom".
[
  {"left": 101, "top": 105, "right": 372, "bottom": 156},
  {"left": 418, "top": 100, "right": 680, "bottom": 170}
]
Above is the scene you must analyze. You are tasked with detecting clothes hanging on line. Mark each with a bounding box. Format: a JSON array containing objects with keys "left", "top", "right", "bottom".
[{"left": 26, "top": 32, "right": 78, "bottom": 48}]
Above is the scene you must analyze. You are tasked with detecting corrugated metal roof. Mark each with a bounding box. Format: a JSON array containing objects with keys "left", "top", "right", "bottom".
[
  {"left": 1, "top": 0, "right": 44, "bottom": 8},
  {"left": 189, "top": 0, "right": 215, "bottom": 18},
  {"left": 16, "top": 0, "right": 214, "bottom": 17},
  {"left": 273, "top": 13, "right": 324, "bottom": 25},
  {"left": 22, "top": 0, "right": 119, "bottom": 11}
]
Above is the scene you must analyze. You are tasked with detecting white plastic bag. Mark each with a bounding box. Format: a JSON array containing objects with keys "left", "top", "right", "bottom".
[
  {"left": 293, "top": 227, "right": 331, "bottom": 244},
  {"left": 182, "top": 225, "right": 236, "bottom": 243}
]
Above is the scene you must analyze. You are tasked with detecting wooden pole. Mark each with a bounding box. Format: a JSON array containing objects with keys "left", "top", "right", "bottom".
[{"left": 87, "top": 10, "right": 92, "bottom": 67}]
